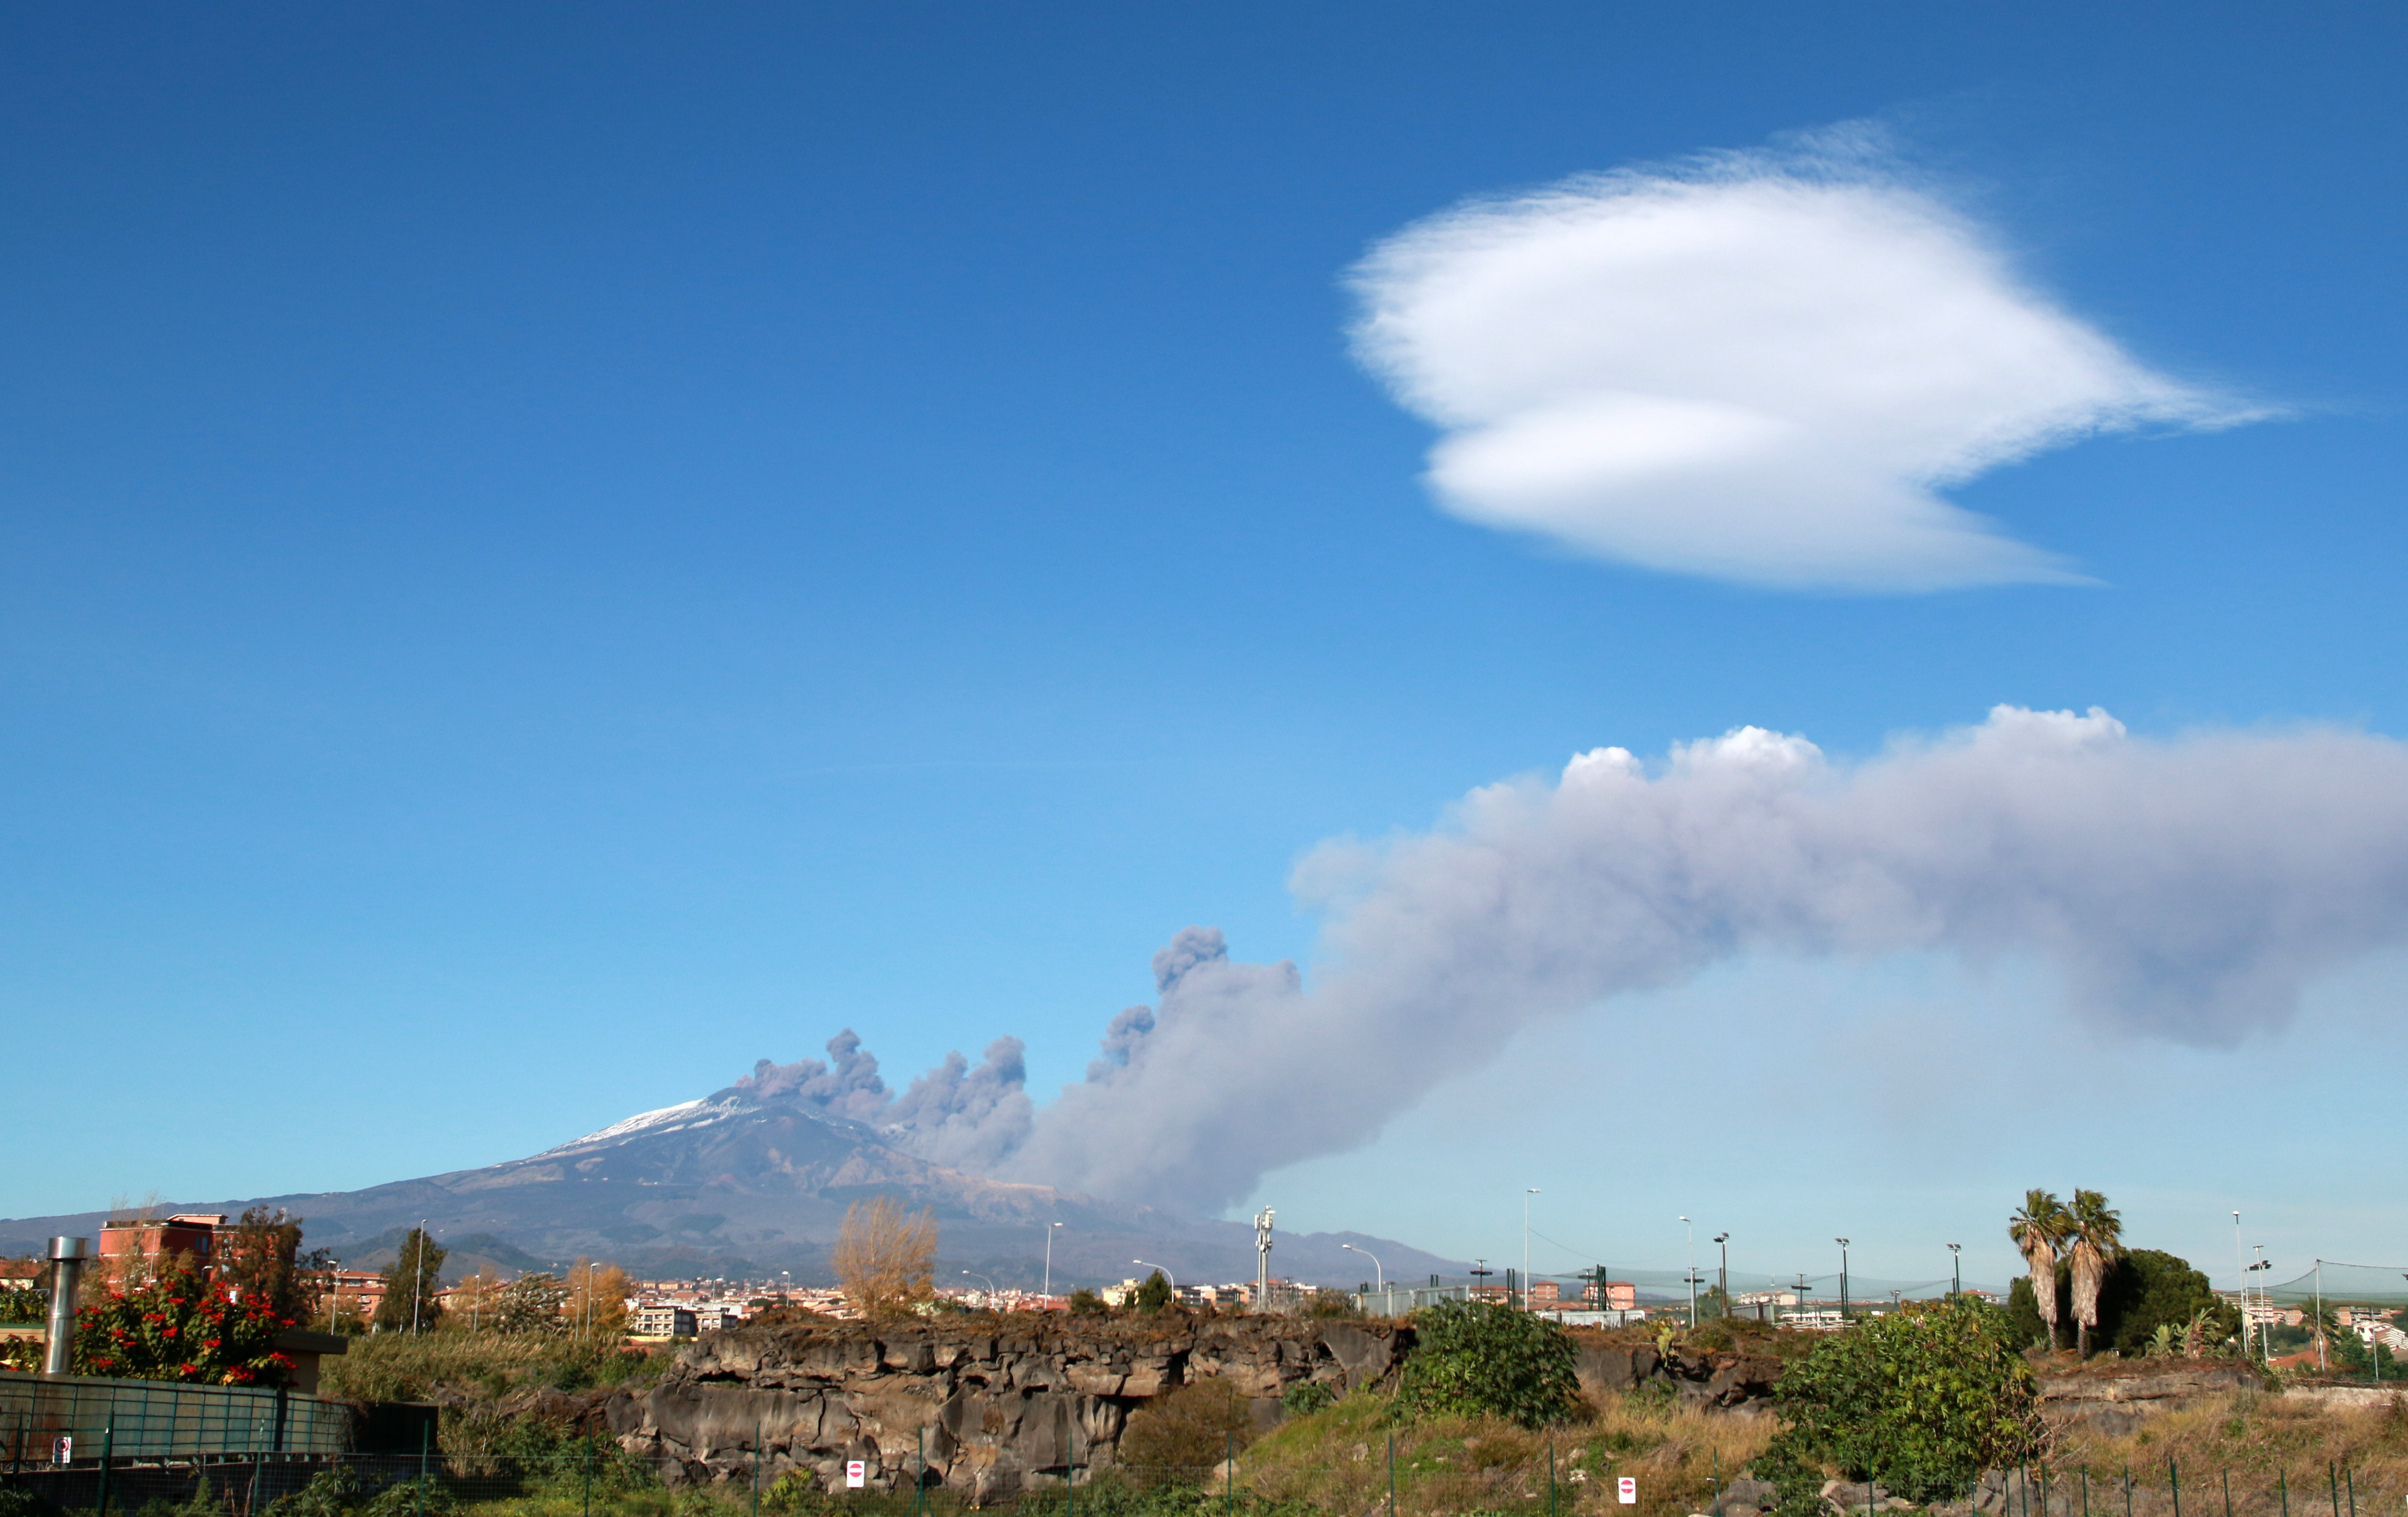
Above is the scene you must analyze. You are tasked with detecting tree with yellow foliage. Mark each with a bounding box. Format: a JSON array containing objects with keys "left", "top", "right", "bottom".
[
  {"left": 828, "top": 1198, "right": 937, "bottom": 1316},
  {"left": 565, "top": 1258, "right": 631, "bottom": 1339}
]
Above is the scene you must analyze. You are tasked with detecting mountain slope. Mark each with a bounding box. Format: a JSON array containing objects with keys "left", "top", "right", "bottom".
[{"left": 0, "top": 1087, "right": 1458, "bottom": 1290}]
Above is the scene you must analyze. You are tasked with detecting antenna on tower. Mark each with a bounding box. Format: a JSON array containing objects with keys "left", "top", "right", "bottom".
[{"left": 1253, "top": 1207, "right": 1276, "bottom": 1313}]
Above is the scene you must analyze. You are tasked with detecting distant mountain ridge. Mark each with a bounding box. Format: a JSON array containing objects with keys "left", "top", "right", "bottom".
[{"left": 0, "top": 1084, "right": 1459, "bottom": 1291}]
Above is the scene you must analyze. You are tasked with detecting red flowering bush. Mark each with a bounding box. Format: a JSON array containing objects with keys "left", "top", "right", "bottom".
[{"left": 71, "top": 1257, "right": 295, "bottom": 1385}]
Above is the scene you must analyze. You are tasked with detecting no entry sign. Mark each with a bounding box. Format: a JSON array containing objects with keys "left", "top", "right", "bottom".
[
  {"left": 845, "top": 1461, "right": 867, "bottom": 1489},
  {"left": 1617, "top": 1476, "right": 1638, "bottom": 1504}
]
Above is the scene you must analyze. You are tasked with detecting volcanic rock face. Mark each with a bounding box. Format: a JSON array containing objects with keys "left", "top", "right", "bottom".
[
  {"left": 1570, "top": 1339, "right": 1781, "bottom": 1411},
  {"left": 604, "top": 1316, "right": 1409, "bottom": 1504}
]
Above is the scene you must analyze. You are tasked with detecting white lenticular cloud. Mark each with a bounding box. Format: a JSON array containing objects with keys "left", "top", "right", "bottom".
[
  {"left": 1348, "top": 140, "right": 2264, "bottom": 589},
  {"left": 1000, "top": 709, "right": 2408, "bottom": 1210}
]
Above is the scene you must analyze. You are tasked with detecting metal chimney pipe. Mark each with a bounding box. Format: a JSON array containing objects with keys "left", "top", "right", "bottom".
[{"left": 45, "top": 1236, "right": 89, "bottom": 1377}]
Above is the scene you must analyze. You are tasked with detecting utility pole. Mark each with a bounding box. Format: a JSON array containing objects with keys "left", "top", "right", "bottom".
[
  {"left": 1044, "top": 1222, "right": 1063, "bottom": 1301},
  {"left": 1713, "top": 1234, "right": 1729, "bottom": 1318},
  {"left": 411, "top": 1220, "right": 429, "bottom": 1336},
  {"left": 1523, "top": 1190, "right": 1540, "bottom": 1311},
  {"left": 1947, "top": 1244, "right": 1961, "bottom": 1299}
]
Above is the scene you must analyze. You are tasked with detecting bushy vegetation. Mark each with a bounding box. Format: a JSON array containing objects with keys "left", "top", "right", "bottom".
[
  {"left": 1119, "top": 1378, "right": 1257, "bottom": 1470},
  {"left": 0, "top": 1254, "right": 298, "bottom": 1383},
  {"left": 319, "top": 1327, "right": 655, "bottom": 1404},
  {"left": 2008, "top": 1249, "right": 2239, "bottom": 1358},
  {"left": 1394, "top": 1299, "right": 1581, "bottom": 1429},
  {"left": 1755, "top": 1297, "right": 2039, "bottom": 1509},
  {"left": 1239, "top": 1383, "right": 1770, "bottom": 1517}
]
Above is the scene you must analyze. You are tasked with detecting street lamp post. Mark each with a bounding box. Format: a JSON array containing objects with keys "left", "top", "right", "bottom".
[
  {"left": 1523, "top": 1190, "right": 1540, "bottom": 1311},
  {"left": 2233, "top": 1212, "right": 2249, "bottom": 1360},
  {"left": 1342, "top": 1243, "right": 1384, "bottom": 1292},
  {"left": 1680, "top": 1217, "right": 1696, "bottom": 1327},
  {"left": 1713, "top": 1234, "right": 1729, "bottom": 1319},
  {"left": 962, "top": 1270, "right": 999, "bottom": 1308},
  {"left": 1836, "top": 1239, "right": 1851, "bottom": 1321},
  {"left": 1132, "top": 1260, "right": 1176, "bottom": 1303},
  {"left": 1947, "top": 1244, "right": 1961, "bottom": 1298},
  {"left": 1044, "top": 1222, "right": 1064, "bottom": 1301}
]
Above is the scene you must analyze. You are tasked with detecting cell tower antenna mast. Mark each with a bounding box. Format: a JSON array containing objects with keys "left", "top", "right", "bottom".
[{"left": 1253, "top": 1208, "right": 1276, "bottom": 1312}]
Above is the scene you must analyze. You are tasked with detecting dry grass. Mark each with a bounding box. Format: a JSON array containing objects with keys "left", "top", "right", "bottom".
[
  {"left": 319, "top": 1329, "right": 659, "bottom": 1402},
  {"left": 1239, "top": 1388, "right": 1773, "bottom": 1517},
  {"left": 2038, "top": 1391, "right": 2408, "bottom": 1517}
]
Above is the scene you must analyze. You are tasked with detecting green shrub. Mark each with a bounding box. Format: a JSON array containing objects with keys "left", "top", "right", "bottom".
[
  {"left": 1755, "top": 1297, "right": 2040, "bottom": 1508},
  {"left": 1279, "top": 1380, "right": 1336, "bottom": 1416},
  {"left": 1119, "top": 1378, "right": 1256, "bottom": 1471},
  {"left": 1394, "top": 1299, "right": 1580, "bottom": 1429}
]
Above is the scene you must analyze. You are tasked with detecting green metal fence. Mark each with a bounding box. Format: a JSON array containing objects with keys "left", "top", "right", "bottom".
[{"left": 0, "top": 1369, "right": 354, "bottom": 1461}]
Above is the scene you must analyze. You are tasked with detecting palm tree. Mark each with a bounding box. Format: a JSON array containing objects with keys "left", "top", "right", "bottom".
[
  {"left": 2066, "top": 1190, "right": 2124, "bottom": 1357},
  {"left": 2009, "top": 1189, "right": 2071, "bottom": 1351}
]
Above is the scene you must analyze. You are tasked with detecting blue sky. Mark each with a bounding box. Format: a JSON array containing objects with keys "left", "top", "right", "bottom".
[{"left": 5, "top": 3, "right": 2405, "bottom": 1290}]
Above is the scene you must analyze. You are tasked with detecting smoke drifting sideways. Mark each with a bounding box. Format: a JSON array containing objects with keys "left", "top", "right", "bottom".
[
  {"left": 734, "top": 1030, "right": 1035, "bottom": 1175},
  {"left": 755, "top": 708, "right": 2408, "bottom": 1214}
]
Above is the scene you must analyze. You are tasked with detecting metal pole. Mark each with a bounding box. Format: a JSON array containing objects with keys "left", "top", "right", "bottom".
[
  {"left": 417, "top": 1417, "right": 429, "bottom": 1517},
  {"left": 2281, "top": 1468, "right": 2290, "bottom": 1517},
  {"left": 750, "top": 1421, "right": 760, "bottom": 1517},
  {"left": 582, "top": 1440, "right": 592, "bottom": 1517},
  {"left": 410, "top": 1223, "right": 428, "bottom": 1337},
  {"left": 1388, "top": 1431, "right": 1395, "bottom": 1517},
  {"left": 2318, "top": 1266, "right": 2327, "bottom": 1376},
  {"left": 2332, "top": 1464, "right": 2341, "bottom": 1517},
  {"left": 1838, "top": 1240, "right": 1851, "bottom": 1321},
  {"left": 44, "top": 1237, "right": 89, "bottom": 1377},
  {"left": 1526, "top": 1191, "right": 1541, "bottom": 1312},
  {"left": 2225, "top": 1469, "right": 2232, "bottom": 1517},
  {"left": 96, "top": 1422, "right": 114, "bottom": 1517},
  {"left": 2173, "top": 1457, "right": 2181, "bottom": 1517}
]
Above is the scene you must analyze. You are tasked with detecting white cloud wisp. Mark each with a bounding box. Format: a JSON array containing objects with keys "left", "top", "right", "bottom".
[{"left": 1348, "top": 145, "right": 2262, "bottom": 589}]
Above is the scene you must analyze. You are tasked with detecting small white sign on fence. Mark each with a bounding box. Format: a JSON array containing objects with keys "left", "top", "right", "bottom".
[
  {"left": 52, "top": 1436, "right": 71, "bottom": 1465},
  {"left": 845, "top": 1461, "right": 868, "bottom": 1489},
  {"left": 1617, "top": 1476, "right": 1638, "bottom": 1505}
]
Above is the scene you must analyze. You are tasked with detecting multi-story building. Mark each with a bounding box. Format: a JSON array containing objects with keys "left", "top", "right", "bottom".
[
  {"left": 632, "top": 1304, "right": 698, "bottom": 1337},
  {"left": 98, "top": 1213, "right": 223, "bottom": 1282}
]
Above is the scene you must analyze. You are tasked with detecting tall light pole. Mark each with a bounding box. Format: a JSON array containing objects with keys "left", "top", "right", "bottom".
[
  {"left": 1044, "top": 1222, "right": 1064, "bottom": 1302},
  {"left": 1947, "top": 1244, "right": 1961, "bottom": 1299},
  {"left": 1523, "top": 1189, "right": 1540, "bottom": 1311},
  {"left": 2233, "top": 1212, "right": 2249, "bottom": 1360},
  {"left": 962, "top": 1270, "right": 999, "bottom": 1307},
  {"left": 1836, "top": 1239, "right": 1851, "bottom": 1321},
  {"left": 1713, "top": 1234, "right": 1729, "bottom": 1319},
  {"left": 1132, "top": 1259, "right": 1176, "bottom": 1293},
  {"left": 2252, "top": 1245, "right": 2271, "bottom": 1363},
  {"left": 1680, "top": 1217, "right": 1696, "bottom": 1327},
  {"left": 1342, "top": 1243, "right": 1384, "bottom": 1292}
]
